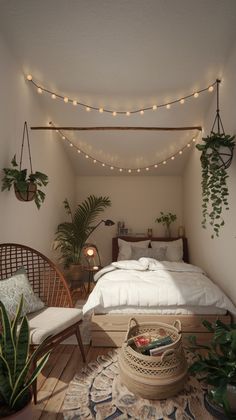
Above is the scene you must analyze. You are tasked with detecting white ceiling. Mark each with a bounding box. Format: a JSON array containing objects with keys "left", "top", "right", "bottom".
[{"left": 1, "top": 0, "right": 236, "bottom": 175}]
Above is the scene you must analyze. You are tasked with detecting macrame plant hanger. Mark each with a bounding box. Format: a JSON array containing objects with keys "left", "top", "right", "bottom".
[
  {"left": 209, "top": 79, "right": 233, "bottom": 169},
  {"left": 14, "top": 121, "right": 37, "bottom": 202}
]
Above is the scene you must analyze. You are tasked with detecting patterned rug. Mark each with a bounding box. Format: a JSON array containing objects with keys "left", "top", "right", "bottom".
[{"left": 63, "top": 350, "right": 215, "bottom": 420}]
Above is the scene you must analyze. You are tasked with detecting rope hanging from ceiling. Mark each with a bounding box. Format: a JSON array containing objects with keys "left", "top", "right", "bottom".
[{"left": 26, "top": 74, "right": 216, "bottom": 115}]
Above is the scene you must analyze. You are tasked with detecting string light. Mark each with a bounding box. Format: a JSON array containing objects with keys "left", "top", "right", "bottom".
[
  {"left": 27, "top": 76, "right": 218, "bottom": 115},
  {"left": 51, "top": 93, "right": 56, "bottom": 99},
  {"left": 49, "top": 121, "right": 198, "bottom": 173}
]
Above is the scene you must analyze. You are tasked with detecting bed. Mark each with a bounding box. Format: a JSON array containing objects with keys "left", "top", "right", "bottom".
[{"left": 83, "top": 236, "right": 234, "bottom": 347}]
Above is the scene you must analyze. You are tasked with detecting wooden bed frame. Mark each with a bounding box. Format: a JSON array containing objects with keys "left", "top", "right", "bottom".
[{"left": 91, "top": 236, "right": 232, "bottom": 347}]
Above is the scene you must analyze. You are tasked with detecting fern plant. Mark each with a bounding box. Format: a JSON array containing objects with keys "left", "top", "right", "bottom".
[
  {"left": 196, "top": 133, "right": 235, "bottom": 238},
  {"left": 0, "top": 296, "right": 50, "bottom": 416},
  {"left": 54, "top": 195, "right": 111, "bottom": 267}
]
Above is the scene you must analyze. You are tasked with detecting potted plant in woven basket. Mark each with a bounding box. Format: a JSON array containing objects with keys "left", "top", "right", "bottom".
[
  {"left": 0, "top": 296, "right": 50, "bottom": 419},
  {"left": 1, "top": 122, "right": 48, "bottom": 209},
  {"left": 188, "top": 320, "right": 236, "bottom": 419},
  {"left": 53, "top": 195, "right": 112, "bottom": 283}
]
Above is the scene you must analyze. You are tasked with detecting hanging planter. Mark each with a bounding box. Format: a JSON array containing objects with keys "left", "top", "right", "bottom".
[
  {"left": 1, "top": 122, "right": 48, "bottom": 209},
  {"left": 196, "top": 80, "right": 235, "bottom": 238},
  {"left": 14, "top": 180, "right": 37, "bottom": 202}
]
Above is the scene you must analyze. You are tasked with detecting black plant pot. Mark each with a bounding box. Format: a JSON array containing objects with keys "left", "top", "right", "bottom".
[
  {"left": 14, "top": 182, "right": 37, "bottom": 202},
  {"left": 204, "top": 393, "right": 228, "bottom": 420}
]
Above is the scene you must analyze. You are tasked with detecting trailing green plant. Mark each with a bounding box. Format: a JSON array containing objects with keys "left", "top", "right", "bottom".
[
  {"left": 188, "top": 320, "right": 236, "bottom": 418},
  {"left": 155, "top": 211, "right": 177, "bottom": 227},
  {"left": 54, "top": 195, "right": 111, "bottom": 268},
  {"left": 1, "top": 155, "right": 48, "bottom": 209},
  {"left": 196, "top": 132, "right": 235, "bottom": 238},
  {"left": 0, "top": 296, "right": 50, "bottom": 416}
]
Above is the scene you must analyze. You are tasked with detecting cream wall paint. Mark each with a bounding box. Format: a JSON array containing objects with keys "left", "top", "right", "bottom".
[
  {"left": 183, "top": 41, "right": 236, "bottom": 304},
  {"left": 76, "top": 176, "right": 183, "bottom": 265},
  {"left": 0, "top": 34, "right": 75, "bottom": 257}
]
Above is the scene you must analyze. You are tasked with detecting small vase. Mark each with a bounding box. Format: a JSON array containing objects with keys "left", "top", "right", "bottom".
[{"left": 165, "top": 226, "right": 171, "bottom": 238}]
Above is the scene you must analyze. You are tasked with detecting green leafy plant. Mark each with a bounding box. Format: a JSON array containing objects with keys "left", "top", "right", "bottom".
[
  {"left": 196, "top": 133, "right": 235, "bottom": 238},
  {"left": 155, "top": 211, "right": 177, "bottom": 227},
  {"left": 54, "top": 195, "right": 112, "bottom": 268},
  {"left": 0, "top": 296, "right": 50, "bottom": 416},
  {"left": 188, "top": 320, "right": 236, "bottom": 418},
  {"left": 1, "top": 155, "right": 48, "bottom": 209}
]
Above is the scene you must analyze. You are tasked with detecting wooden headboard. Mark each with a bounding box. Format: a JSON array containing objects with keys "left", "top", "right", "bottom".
[{"left": 112, "top": 236, "right": 189, "bottom": 263}]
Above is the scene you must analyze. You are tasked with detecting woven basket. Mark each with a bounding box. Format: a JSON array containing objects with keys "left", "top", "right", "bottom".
[{"left": 118, "top": 317, "right": 188, "bottom": 399}]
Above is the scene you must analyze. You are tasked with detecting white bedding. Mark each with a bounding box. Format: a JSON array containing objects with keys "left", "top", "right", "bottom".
[{"left": 83, "top": 258, "right": 236, "bottom": 315}]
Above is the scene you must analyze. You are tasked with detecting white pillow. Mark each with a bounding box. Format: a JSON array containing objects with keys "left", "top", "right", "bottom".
[
  {"left": 112, "top": 260, "right": 148, "bottom": 270},
  {"left": 131, "top": 246, "right": 166, "bottom": 261},
  {"left": 117, "top": 238, "right": 150, "bottom": 261},
  {"left": 0, "top": 271, "right": 45, "bottom": 319},
  {"left": 151, "top": 239, "right": 183, "bottom": 262}
]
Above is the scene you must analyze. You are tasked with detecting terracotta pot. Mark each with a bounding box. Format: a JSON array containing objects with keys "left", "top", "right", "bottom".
[
  {"left": 14, "top": 182, "right": 37, "bottom": 202},
  {"left": 67, "top": 264, "right": 83, "bottom": 286},
  {"left": 2, "top": 400, "right": 32, "bottom": 419}
]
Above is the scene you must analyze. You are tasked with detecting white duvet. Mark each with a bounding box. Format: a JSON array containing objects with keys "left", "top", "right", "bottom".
[{"left": 83, "top": 258, "right": 236, "bottom": 315}]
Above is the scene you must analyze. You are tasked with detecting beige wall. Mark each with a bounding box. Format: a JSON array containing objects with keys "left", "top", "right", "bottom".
[
  {"left": 183, "top": 41, "right": 236, "bottom": 304},
  {"left": 76, "top": 175, "right": 183, "bottom": 265},
  {"left": 0, "top": 34, "right": 75, "bottom": 257}
]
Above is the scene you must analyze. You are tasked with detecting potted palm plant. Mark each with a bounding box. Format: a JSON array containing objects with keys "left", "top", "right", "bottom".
[
  {"left": 1, "top": 155, "right": 48, "bottom": 209},
  {"left": 53, "top": 195, "right": 112, "bottom": 282},
  {"left": 155, "top": 211, "right": 177, "bottom": 238},
  {"left": 188, "top": 320, "right": 236, "bottom": 419},
  {"left": 196, "top": 132, "right": 235, "bottom": 238},
  {"left": 0, "top": 296, "right": 50, "bottom": 419}
]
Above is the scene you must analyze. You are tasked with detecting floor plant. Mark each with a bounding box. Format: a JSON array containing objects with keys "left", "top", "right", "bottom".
[{"left": 0, "top": 296, "right": 50, "bottom": 417}]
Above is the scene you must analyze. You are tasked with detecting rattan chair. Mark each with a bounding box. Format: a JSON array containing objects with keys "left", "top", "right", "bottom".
[{"left": 0, "top": 243, "right": 86, "bottom": 403}]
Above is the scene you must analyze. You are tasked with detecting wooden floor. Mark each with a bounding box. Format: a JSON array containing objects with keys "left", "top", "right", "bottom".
[{"left": 32, "top": 344, "right": 112, "bottom": 419}]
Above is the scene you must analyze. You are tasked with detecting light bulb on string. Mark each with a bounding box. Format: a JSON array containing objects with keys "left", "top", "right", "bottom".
[
  {"left": 27, "top": 74, "right": 32, "bottom": 81},
  {"left": 194, "top": 92, "right": 199, "bottom": 98},
  {"left": 73, "top": 100, "right": 77, "bottom": 106},
  {"left": 126, "top": 111, "right": 130, "bottom": 116},
  {"left": 180, "top": 99, "right": 185, "bottom": 104},
  {"left": 64, "top": 97, "right": 69, "bottom": 103},
  {"left": 86, "top": 107, "right": 91, "bottom": 112},
  {"left": 112, "top": 111, "right": 117, "bottom": 116},
  {"left": 51, "top": 94, "right": 56, "bottom": 99},
  {"left": 166, "top": 104, "right": 171, "bottom": 109},
  {"left": 37, "top": 87, "right": 42, "bottom": 94},
  {"left": 152, "top": 105, "right": 157, "bottom": 110},
  {"left": 208, "top": 86, "right": 214, "bottom": 92}
]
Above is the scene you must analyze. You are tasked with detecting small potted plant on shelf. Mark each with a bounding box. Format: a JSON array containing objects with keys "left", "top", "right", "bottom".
[
  {"left": 0, "top": 296, "right": 50, "bottom": 419},
  {"left": 1, "top": 155, "right": 48, "bottom": 209},
  {"left": 196, "top": 132, "right": 235, "bottom": 239},
  {"left": 188, "top": 320, "right": 236, "bottom": 419},
  {"left": 155, "top": 211, "right": 177, "bottom": 238},
  {"left": 53, "top": 195, "right": 112, "bottom": 283}
]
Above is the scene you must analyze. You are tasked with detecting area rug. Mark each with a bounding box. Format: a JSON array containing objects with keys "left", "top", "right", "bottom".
[{"left": 63, "top": 350, "right": 214, "bottom": 420}]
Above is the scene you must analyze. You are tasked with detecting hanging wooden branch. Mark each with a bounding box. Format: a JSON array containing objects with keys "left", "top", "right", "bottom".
[{"left": 31, "top": 125, "right": 202, "bottom": 131}]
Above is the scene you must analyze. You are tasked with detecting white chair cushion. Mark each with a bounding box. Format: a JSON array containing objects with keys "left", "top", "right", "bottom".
[{"left": 27, "top": 307, "right": 83, "bottom": 345}]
